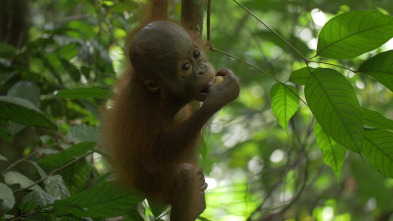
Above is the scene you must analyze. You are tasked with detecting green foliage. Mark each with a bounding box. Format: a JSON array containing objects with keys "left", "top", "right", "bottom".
[
  {"left": 38, "top": 142, "right": 95, "bottom": 171},
  {"left": 0, "top": 96, "right": 56, "bottom": 130},
  {"left": 56, "top": 87, "right": 111, "bottom": 99},
  {"left": 363, "top": 130, "right": 393, "bottom": 178},
  {"left": 358, "top": 50, "right": 393, "bottom": 92},
  {"left": 0, "top": 182, "right": 14, "bottom": 212},
  {"left": 314, "top": 122, "right": 347, "bottom": 180},
  {"left": 270, "top": 83, "right": 299, "bottom": 131},
  {"left": 305, "top": 68, "right": 363, "bottom": 152},
  {"left": 317, "top": 10, "right": 393, "bottom": 58},
  {"left": 52, "top": 181, "right": 144, "bottom": 218},
  {"left": 1, "top": 0, "right": 393, "bottom": 220},
  {"left": 361, "top": 107, "right": 393, "bottom": 130}
]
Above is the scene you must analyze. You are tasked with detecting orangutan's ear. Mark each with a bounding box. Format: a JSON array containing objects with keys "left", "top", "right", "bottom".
[{"left": 145, "top": 79, "right": 160, "bottom": 93}]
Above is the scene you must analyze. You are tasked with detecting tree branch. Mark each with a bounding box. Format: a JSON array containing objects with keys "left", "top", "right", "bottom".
[
  {"left": 181, "top": 0, "right": 206, "bottom": 38},
  {"left": 13, "top": 151, "right": 93, "bottom": 194}
]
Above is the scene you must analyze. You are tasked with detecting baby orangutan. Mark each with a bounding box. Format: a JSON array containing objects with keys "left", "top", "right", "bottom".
[{"left": 102, "top": 20, "right": 240, "bottom": 220}]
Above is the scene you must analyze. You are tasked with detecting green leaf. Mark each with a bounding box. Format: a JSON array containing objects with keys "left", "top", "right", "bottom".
[
  {"left": 66, "top": 20, "right": 97, "bottom": 40},
  {"left": 7, "top": 81, "right": 41, "bottom": 107},
  {"left": 58, "top": 43, "right": 80, "bottom": 60},
  {"left": 314, "top": 122, "right": 347, "bottom": 180},
  {"left": 305, "top": 68, "right": 363, "bottom": 152},
  {"left": 317, "top": 10, "right": 393, "bottom": 59},
  {"left": 361, "top": 108, "right": 393, "bottom": 130},
  {"left": 28, "top": 160, "right": 48, "bottom": 179},
  {"left": 38, "top": 141, "right": 95, "bottom": 171},
  {"left": 45, "top": 175, "right": 71, "bottom": 200},
  {"left": 60, "top": 58, "right": 80, "bottom": 81},
  {"left": 67, "top": 125, "right": 100, "bottom": 143},
  {"left": 0, "top": 126, "right": 11, "bottom": 142},
  {"left": 0, "top": 154, "right": 8, "bottom": 161},
  {"left": 0, "top": 182, "right": 15, "bottom": 212},
  {"left": 0, "top": 71, "right": 17, "bottom": 86},
  {"left": 358, "top": 50, "right": 393, "bottom": 92},
  {"left": 0, "top": 43, "right": 16, "bottom": 54},
  {"left": 289, "top": 67, "right": 316, "bottom": 85},
  {"left": 124, "top": 208, "right": 145, "bottom": 221},
  {"left": 0, "top": 96, "right": 56, "bottom": 130},
  {"left": 52, "top": 181, "right": 144, "bottom": 218},
  {"left": 56, "top": 87, "right": 110, "bottom": 99},
  {"left": 270, "top": 83, "right": 299, "bottom": 131},
  {"left": 59, "top": 159, "right": 89, "bottom": 195},
  {"left": 149, "top": 200, "right": 169, "bottom": 218},
  {"left": 3, "top": 171, "right": 44, "bottom": 192},
  {"left": 19, "top": 191, "right": 55, "bottom": 212},
  {"left": 363, "top": 130, "right": 393, "bottom": 178}
]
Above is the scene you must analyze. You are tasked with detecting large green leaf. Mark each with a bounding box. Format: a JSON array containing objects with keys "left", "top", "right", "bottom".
[
  {"left": 67, "top": 125, "right": 100, "bottom": 143},
  {"left": 7, "top": 81, "right": 41, "bottom": 107},
  {"left": 314, "top": 122, "right": 347, "bottom": 180},
  {"left": 38, "top": 141, "right": 95, "bottom": 171},
  {"left": 0, "top": 126, "right": 11, "bottom": 142},
  {"left": 44, "top": 175, "right": 71, "bottom": 200},
  {"left": 52, "top": 181, "right": 144, "bottom": 218},
  {"left": 363, "top": 130, "right": 393, "bottom": 178},
  {"left": 59, "top": 159, "right": 89, "bottom": 195},
  {"left": 289, "top": 67, "right": 316, "bottom": 85},
  {"left": 361, "top": 108, "right": 393, "bottom": 130},
  {"left": 0, "top": 96, "right": 56, "bottom": 130},
  {"left": 19, "top": 191, "right": 55, "bottom": 212},
  {"left": 317, "top": 11, "right": 393, "bottom": 59},
  {"left": 358, "top": 50, "right": 393, "bottom": 92},
  {"left": 56, "top": 87, "right": 110, "bottom": 99},
  {"left": 270, "top": 83, "right": 299, "bottom": 131},
  {"left": 3, "top": 171, "right": 44, "bottom": 192},
  {"left": 60, "top": 58, "right": 80, "bottom": 82},
  {"left": 305, "top": 68, "right": 363, "bottom": 152},
  {"left": 0, "top": 182, "right": 14, "bottom": 212}
]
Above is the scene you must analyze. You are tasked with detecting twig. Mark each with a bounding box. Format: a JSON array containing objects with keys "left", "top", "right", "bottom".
[
  {"left": 232, "top": 0, "right": 308, "bottom": 62},
  {"left": 10, "top": 211, "right": 49, "bottom": 221},
  {"left": 207, "top": 0, "right": 212, "bottom": 43},
  {"left": 310, "top": 61, "right": 358, "bottom": 73},
  {"left": 13, "top": 151, "right": 93, "bottom": 194},
  {"left": 247, "top": 153, "right": 304, "bottom": 220},
  {"left": 206, "top": 1, "right": 307, "bottom": 106},
  {"left": 1, "top": 149, "right": 40, "bottom": 175},
  {"left": 212, "top": 48, "right": 308, "bottom": 105}
]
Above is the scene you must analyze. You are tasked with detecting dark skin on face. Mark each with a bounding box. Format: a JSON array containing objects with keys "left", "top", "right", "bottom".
[{"left": 102, "top": 20, "right": 240, "bottom": 221}]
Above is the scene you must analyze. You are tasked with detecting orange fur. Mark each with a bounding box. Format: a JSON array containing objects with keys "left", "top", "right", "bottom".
[{"left": 101, "top": 1, "right": 240, "bottom": 220}]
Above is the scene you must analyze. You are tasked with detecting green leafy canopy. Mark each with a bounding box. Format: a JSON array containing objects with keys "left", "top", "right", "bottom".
[
  {"left": 317, "top": 10, "right": 393, "bottom": 59},
  {"left": 305, "top": 68, "right": 363, "bottom": 153}
]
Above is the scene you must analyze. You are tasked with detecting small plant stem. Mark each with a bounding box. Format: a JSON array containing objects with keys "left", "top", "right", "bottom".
[
  {"left": 232, "top": 0, "right": 309, "bottom": 62},
  {"left": 211, "top": 47, "right": 307, "bottom": 105},
  {"left": 1, "top": 149, "right": 40, "bottom": 175},
  {"left": 310, "top": 61, "right": 357, "bottom": 73},
  {"left": 13, "top": 151, "right": 93, "bottom": 194}
]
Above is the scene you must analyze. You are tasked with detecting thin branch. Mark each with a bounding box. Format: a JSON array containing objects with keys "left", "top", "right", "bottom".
[
  {"left": 11, "top": 211, "right": 49, "bottom": 221},
  {"left": 181, "top": 0, "right": 205, "bottom": 37},
  {"left": 211, "top": 48, "right": 307, "bottom": 105},
  {"left": 247, "top": 153, "right": 304, "bottom": 221},
  {"left": 13, "top": 151, "right": 93, "bottom": 194},
  {"left": 206, "top": 0, "right": 212, "bottom": 44},
  {"left": 1, "top": 149, "right": 40, "bottom": 175},
  {"left": 206, "top": 1, "right": 307, "bottom": 105},
  {"left": 232, "top": 0, "right": 308, "bottom": 62},
  {"left": 310, "top": 61, "right": 358, "bottom": 73}
]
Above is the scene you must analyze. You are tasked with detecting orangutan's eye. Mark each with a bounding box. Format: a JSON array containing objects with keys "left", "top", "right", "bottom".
[
  {"left": 193, "top": 49, "right": 200, "bottom": 58},
  {"left": 183, "top": 62, "right": 191, "bottom": 71}
]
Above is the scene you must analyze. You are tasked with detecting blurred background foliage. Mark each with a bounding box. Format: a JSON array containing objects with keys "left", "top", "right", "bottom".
[{"left": 0, "top": 0, "right": 393, "bottom": 220}]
